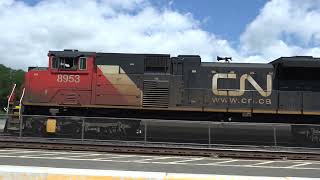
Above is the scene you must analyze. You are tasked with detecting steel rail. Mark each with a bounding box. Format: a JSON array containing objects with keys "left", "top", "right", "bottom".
[{"left": 0, "top": 136, "right": 320, "bottom": 161}]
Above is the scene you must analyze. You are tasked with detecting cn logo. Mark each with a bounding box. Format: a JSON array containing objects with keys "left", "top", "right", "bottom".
[{"left": 212, "top": 73, "right": 272, "bottom": 97}]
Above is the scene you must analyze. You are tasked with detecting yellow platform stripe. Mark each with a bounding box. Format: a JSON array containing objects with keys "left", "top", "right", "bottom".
[
  {"left": 48, "top": 175, "right": 153, "bottom": 180},
  {"left": 0, "top": 175, "right": 306, "bottom": 180},
  {"left": 0, "top": 165, "right": 313, "bottom": 180}
]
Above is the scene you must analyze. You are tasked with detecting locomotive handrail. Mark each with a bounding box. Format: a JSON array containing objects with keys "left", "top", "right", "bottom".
[
  {"left": 18, "top": 88, "right": 25, "bottom": 137},
  {"left": 19, "top": 88, "right": 25, "bottom": 115},
  {"left": 19, "top": 88, "right": 25, "bottom": 106},
  {"left": 6, "top": 84, "right": 16, "bottom": 114}
]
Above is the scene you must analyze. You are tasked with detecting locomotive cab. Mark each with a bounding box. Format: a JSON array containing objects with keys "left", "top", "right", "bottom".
[{"left": 24, "top": 50, "right": 95, "bottom": 107}]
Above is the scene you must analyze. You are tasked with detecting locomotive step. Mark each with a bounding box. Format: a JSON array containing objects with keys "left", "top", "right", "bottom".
[{"left": 6, "top": 127, "right": 20, "bottom": 131}]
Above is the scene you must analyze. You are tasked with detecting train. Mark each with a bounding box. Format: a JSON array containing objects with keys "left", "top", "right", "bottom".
[{"left": 4, "top": 49, "right": 320, "bottom": 143}]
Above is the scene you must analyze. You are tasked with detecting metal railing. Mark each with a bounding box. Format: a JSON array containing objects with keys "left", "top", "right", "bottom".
[
  {"left": 18, "top": 88, "right": 25, "bottom": 137},
  {"left": 5, "top": 84, "right": 16, "bottom": 114}
]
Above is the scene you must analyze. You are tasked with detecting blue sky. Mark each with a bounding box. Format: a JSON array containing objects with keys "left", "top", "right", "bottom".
[
  {"left": 1, "top": 0, "right": 320, "bottom": 69},
  {"left": 22, "top": 0, "right": 267, "bottom": 44},
  {"left": 154, "top": 0, "right": 267, "bottom": 42}
]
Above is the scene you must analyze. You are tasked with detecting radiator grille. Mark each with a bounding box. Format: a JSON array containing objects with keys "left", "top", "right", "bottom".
[{"left": 143, "top": 80, "right": 169, "bottom": 108}]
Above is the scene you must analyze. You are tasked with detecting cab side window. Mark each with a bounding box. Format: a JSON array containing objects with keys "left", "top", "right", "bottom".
[
  {"left": 52, "top": 57, "right": 59, "bottom": 69},
  {"left": 79, "top": 57, "right": 87, "bottom": 70}
]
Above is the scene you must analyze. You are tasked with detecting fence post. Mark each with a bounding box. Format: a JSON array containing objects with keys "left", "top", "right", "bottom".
[
  {"left": 81, "top": 118, "right": 85, "bottom": 141},
  {"left": 273, "top": 127, "right": 277, "bottom": 147},
  {"left": 208, "top": 122, "right": 211, "bottom": 148},
  {"left": 19, "top": 115, "right": 23, "bottom": 137},
  {"left": 144, "top": 120, "right": 147, "bottom": 144}
]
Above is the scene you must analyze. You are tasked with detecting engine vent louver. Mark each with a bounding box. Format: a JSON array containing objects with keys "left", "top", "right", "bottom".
[
  {"left": 63, "top": 93, "right": 78, "bottom": 105},
  {"left": 143, "top": 80, "right": 169, "bottom": 108}
]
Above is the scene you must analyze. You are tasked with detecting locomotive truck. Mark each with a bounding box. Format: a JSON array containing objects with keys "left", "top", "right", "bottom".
[{"left": 4, "top": 49, "right": 320, "bottom": 143}]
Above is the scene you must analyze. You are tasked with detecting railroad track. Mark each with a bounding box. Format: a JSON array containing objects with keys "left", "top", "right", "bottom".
[{"left": 0, "top": 136, "right": 319, "bottom": 161}]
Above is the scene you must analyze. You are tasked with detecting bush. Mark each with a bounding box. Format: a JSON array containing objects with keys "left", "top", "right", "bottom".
[{"left": 0, "top": 64, "right": 25, "bottom": 108}]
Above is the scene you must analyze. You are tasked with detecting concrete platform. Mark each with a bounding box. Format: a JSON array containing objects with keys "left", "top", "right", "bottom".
[{"left": 0, "top": 148, "right": 319, "bottom": 179}]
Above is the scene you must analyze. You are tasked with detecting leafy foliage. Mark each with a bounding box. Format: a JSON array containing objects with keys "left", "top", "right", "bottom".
[{"left": 0, "top": 64, "right": 25, "bottom": 109}]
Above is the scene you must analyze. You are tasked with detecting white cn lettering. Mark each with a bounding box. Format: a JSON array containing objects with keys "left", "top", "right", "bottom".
[{"left": 212, "top": 73, "right": 272, "bottom": 97}]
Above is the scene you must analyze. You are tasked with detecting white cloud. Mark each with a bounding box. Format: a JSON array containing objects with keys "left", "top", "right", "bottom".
[
  {"left": 240, "top": 0, "right": 320, "bottom": 61},
  {"left": 0, "top": 0, "right": 320, "bottom": 70},
  {"left": 0, "top": 0, "right": 236, "bottom": 69}
]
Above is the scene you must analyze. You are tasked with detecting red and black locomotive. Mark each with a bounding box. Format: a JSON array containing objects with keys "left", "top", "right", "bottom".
[{"left": 10, "top": 49, "right": 320, "bottom": 141}]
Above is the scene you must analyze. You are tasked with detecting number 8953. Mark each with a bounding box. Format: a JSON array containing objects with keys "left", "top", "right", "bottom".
[{"left": 57, "top": 74, "right": 80, "bottom": 83}]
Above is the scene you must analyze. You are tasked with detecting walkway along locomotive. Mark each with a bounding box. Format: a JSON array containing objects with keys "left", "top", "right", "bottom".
[{"left": 4, "top": 50, "right": 320, "bottom": 143}]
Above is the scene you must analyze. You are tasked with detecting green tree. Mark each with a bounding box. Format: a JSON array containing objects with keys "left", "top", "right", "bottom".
[{"left": 0, "top": 64, "right": 25, "bottom": 112}]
